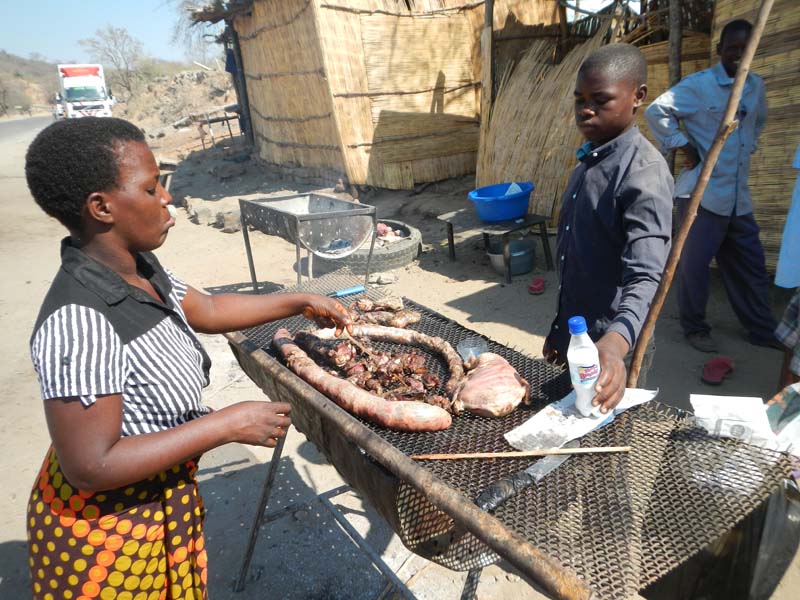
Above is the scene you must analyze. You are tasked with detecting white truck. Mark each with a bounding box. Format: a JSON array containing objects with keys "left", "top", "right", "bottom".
[{"left": 55, "top": 64, "right": 114, "bottom": 119}]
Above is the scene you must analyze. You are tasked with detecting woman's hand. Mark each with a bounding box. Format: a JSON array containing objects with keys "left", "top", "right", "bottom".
[
  {"left": 299, "top": 294, "right": 353, "bottom": 336},
  {"left": 220, "top": 401, "right": 292, "bottom": 447},
  {"left": 593, "top": 333, "right": 629, "bottom": 414}
]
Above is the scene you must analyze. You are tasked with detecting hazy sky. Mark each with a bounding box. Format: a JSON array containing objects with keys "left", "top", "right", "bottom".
[
  {"left": 0, "top": 0, "right": 623, "bottom": 64},
  {"left": 0, "top": 0, "right": 214, "bottom": 63}
]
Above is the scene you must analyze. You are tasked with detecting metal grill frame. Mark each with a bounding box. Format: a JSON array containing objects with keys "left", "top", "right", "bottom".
[{"left": 225, "top": 270, "right": 794, "bottom": 599}]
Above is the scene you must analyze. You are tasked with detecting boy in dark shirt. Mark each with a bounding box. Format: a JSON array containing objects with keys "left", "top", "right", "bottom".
[{"left": 543, "top": 44, "right": 673, "bottom": 413}]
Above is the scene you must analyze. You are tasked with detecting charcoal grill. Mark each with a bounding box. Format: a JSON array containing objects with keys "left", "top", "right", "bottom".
[
  {"left": 225, "top": 269, "right": 794, "bottom": 599},
  {"left": 239, "top": 192, "right": 377, "bottom": 288}
]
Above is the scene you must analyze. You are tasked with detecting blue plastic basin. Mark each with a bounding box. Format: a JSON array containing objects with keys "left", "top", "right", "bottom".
[{"left": 468, "top": 182, "right": 534, "bottom": 222}]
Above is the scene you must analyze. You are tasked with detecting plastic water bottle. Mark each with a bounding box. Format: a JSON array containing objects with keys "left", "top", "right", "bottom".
[{"left": 567, "top": 316, "right": 602, "bottom": 417}]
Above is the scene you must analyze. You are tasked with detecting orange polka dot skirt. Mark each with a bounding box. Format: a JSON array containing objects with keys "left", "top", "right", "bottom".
[{"left": 27, "top": 448, "right": 208, "bottom": 600}]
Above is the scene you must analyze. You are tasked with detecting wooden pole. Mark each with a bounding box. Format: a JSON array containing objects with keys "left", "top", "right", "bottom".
[
  {"left": 627, "top": 0, "right": 776, "bottom": 387},
  {"left": 557, "top": 1, "right": 569, "bottom": 59},
  {"left": 666, "top": 0, "right": 682, "bottom": 172},
  {"left": 480, "top": 0, "right": 494, "bottom": 118}
]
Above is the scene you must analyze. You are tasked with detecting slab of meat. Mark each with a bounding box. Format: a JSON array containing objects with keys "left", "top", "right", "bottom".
[
  {"left": 452, "top": 353, "right": 529, "bottom": 417},
  {"left": 273, "top": 328, "right": 452, "bottom": 431},
  {"left": 317, "top": 324, "right": 465, "bottom": 398}
]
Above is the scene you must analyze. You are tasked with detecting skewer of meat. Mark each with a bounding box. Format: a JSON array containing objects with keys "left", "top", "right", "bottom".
[{"left": 273, "top": 328, "right": 452, "bottom": 432}]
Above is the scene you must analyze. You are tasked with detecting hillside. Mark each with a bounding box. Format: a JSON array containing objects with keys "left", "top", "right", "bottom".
[
  {"left": 0, "top": 50, "right": 59, "bottom": 109},
  {"left": 0, "top": 50, "right": 233, "bottom": 123}
]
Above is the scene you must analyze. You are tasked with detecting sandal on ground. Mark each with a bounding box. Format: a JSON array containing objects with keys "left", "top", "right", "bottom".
[
  {"left": 528, "top": 277, "right": 545, "bottom": 295},
  {"left": 701, "top": 356, "right": 734, "bottom": 386}
]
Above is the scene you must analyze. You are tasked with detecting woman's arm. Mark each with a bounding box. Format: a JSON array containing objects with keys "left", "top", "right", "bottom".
[
  {"left": 45, "top": 394, "right": 291, "bottom": 491},
  {"left": 180, "top": 288, "right": 352, "bottom": 335}
]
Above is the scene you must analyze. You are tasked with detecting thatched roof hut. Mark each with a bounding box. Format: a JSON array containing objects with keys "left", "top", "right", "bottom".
[{"left": 194, "top": 0, "right": 561, "bottom": 189}]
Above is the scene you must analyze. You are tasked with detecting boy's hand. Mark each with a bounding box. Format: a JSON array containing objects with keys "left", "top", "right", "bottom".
[
  {"left": 543, "top": 335, "right": 564, "bottom": 365},
  {"left": 300, "top": 294, "right": 353, "bottom": 336},
  {"left": 680, "top": 143, "right": 701, "bottom": 169},
  {"left": 593, "top": 332, "right": 629, "bottom": 414}
]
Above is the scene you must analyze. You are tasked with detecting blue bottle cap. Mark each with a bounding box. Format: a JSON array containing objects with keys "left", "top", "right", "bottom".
[{"left": 568, "top": 316, "right": 587, "bottom": 335}]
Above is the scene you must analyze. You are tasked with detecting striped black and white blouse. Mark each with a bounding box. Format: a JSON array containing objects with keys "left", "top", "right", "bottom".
[{"left": 30, "top": 239, "right": 211, "bottom": 437}]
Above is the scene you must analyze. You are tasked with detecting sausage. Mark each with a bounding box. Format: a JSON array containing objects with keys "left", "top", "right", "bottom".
[{"left": 273, "top": 329, "right": 452, "bottom": 432}]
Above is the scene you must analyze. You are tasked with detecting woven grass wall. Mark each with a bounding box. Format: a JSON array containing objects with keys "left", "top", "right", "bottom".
[
  {"left": 712, "top": 0, "right": 799, "bottom": 269},
  {"left": 636, "top": 33, "right": 711, "bottom": 149},
  {"left": 233, "top": 0, "right": 559, "bottom": 189},
  {"left": 234, "top": 0, "right": 346, "bottom": 177}
]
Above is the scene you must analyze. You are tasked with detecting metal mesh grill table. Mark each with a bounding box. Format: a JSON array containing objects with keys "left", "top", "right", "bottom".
[{"left": 226, "top": 270, "right": 794, "bottom": 599}]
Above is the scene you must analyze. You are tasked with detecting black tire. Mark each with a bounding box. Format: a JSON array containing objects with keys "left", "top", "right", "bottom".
[{"left": 314, "top": 219, "right": 422, "bottom": 275}]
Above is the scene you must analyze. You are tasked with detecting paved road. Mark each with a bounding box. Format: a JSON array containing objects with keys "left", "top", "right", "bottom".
[{"left": 0, "top": 114, "right": 65, "bottom": 599}]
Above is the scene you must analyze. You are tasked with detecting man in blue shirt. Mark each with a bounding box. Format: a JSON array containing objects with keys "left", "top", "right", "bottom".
[
  {"left": 544, "top": 44, "right": 673, "bottom": 413},
  {"left": 645, "top": 19, "right": 778, "bottom": 353}
]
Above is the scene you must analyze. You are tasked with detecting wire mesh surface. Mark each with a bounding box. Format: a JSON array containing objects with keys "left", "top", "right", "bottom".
[{"left": 239, "top": 270, "right": 794, "bottom": 599}]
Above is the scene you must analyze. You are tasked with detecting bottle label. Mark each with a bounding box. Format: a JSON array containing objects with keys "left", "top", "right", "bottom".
[{"left": 577, "top": 364, "right": 600, "bottom": 383}]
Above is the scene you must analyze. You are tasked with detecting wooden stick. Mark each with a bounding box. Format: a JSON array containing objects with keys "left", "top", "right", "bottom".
[
  {"left": 411, "top": 446, "right": 631, "bottom": 461},
  {"left": 627, "top": 0, "right": 776, "bottom": 387}
]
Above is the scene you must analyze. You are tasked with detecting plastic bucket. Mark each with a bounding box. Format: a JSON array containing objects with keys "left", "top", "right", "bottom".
[
  {"left": 468, "top": 181, "right": 533, "bottom": 222},
  {"left": 486, "top": 236, "right": 536, "bottom": 276}
]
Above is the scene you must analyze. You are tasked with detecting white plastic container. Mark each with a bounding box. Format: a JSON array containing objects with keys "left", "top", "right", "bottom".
[{"left": 567, "top": 316, "right": 602, "bottom": 418}]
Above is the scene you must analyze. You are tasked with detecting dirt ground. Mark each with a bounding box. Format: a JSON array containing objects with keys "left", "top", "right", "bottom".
[{"left": 1, "top": 116, "right": 798, "bottom": 599}]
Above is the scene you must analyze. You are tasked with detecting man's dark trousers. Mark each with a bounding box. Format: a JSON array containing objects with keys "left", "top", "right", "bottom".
[{"left": 675, "top": 198, "right": 777, "bottom": 342}]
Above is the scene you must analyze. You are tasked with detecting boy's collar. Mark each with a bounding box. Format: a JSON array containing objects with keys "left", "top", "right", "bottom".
[{"left": 575, "top": 126, "right": 639, "bottom": 162}]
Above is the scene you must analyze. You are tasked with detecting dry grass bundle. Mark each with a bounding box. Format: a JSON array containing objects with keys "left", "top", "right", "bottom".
[{"left": 476, "top": 28, "right": 606, "bottom": 221}]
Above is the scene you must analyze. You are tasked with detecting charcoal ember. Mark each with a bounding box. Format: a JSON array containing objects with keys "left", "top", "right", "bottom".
[
  {"left": 426, "top": 395, "right": 452, "bottom": 411},
  {"left": 421, "top": 373, "right": 440, "bottom": 389},
  {"left": 352, "top": 296, "right": 404, "bottom": 313},
  {"left": 346, "top": 362, "right": 367, "bottom": 376},
  {"left": 294, "top": 331, "right": 355, "bottom": 368},
  {"left": 400, "top": 352, "right": 427, "bottom": 374}
]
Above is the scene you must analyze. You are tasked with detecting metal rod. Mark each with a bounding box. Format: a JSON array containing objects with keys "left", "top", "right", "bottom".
[
  {"left": 239, "top": 206, "right": 259, "bottom": 292},
  {"left": 233, "top": 434, "right": 287, "bottom": 592},
  {"left": 411, "top": 446, "right": 631, "bottom": 461},
  {"left": 460, "top": 567, "right": 482, "bottom": 600},
  {"left": 318, "top": 494, "right": 417, "bottom": 600},
  {"left": 502, "top": 232, "right": 511, "bottom": 284},
  {"left": 295, "top": 241, "right": 302, "bottom": 286},
  {"left": 627, "top": 0, "right": 775, "bottom": 387},
  {"left": 227, "top": 334, "right": 593, "bottom": 600},
  {"left": 363, "top": 214, "right": 377, "bottom": 287}
]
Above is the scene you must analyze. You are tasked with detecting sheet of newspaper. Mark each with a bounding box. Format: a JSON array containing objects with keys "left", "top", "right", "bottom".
[{"left": 505, "top": 388, "right": 658, "bottom": 451}]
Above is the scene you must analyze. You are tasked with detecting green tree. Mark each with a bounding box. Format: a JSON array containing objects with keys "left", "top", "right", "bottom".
[{"left": 79, "top": 25, "right": 143, "bottom": 98}]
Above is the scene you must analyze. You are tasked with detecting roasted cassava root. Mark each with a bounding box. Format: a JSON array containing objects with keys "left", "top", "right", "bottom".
[{"left": 273, "top": 328, "right": 452, "bottom": 431}]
